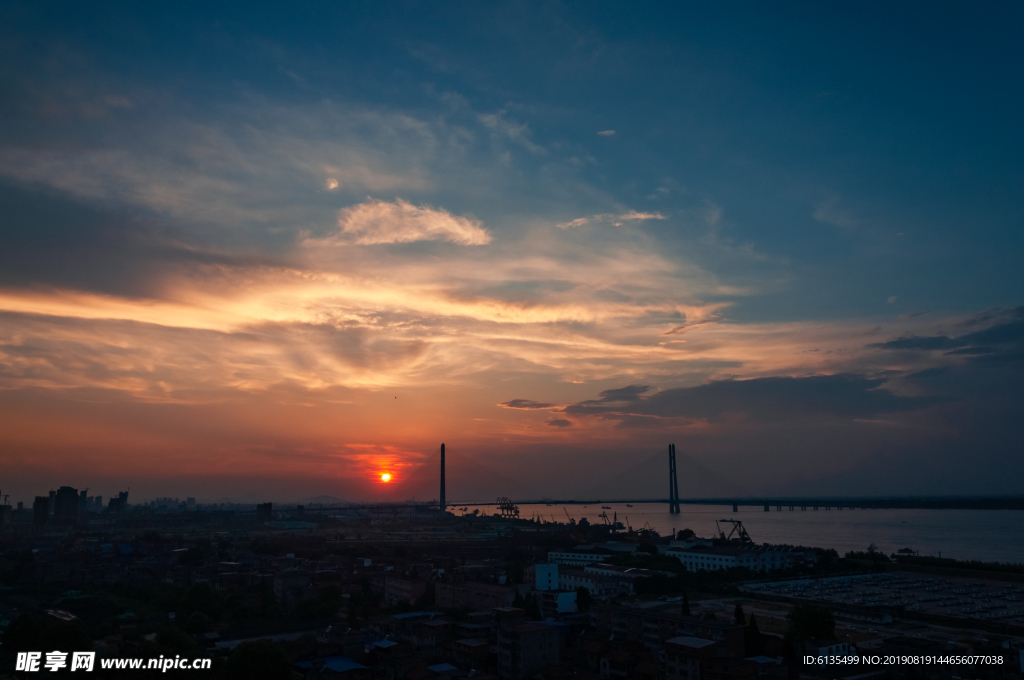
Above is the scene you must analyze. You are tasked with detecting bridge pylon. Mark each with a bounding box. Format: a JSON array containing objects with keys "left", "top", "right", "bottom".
[{"left": 668, "top": 443, "right": 680, "bottom": 514}]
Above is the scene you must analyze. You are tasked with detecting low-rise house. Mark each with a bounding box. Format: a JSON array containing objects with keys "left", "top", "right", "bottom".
[
  {"left": 497, "top": 623, "right": 559, "bottom": 679},
  {"left": 436, "top": 582, "right": 515, "bottom": 610},
  {"left": 384, "top": 575, "right": 427, "bottom": 605}
]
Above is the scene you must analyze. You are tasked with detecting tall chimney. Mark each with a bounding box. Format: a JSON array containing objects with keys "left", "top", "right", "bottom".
[{"left": 440, "top": 443, "right": 446, "bottom": 513}]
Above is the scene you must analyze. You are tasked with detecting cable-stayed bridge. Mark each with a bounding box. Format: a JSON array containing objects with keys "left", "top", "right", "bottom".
[{"left": 284, "top": 443, "right": 1024, "bottom": 513}]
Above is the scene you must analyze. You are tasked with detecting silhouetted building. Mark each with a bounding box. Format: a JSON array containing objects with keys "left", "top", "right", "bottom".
[
  {"left": 536, "top": 589, "right": 576, "bottom": 617},
  {"left": 33, "top": 496, "right": 49, "bottom": 528},
  {"left": 497, "top": 623, "right": 559, "bottom": 679},
  {"left": 108, "top": 490, "right": 130, "bottom": 514},
  {"left": 384, "top": 576, "right": 427, "bottom": 605},
  {"left": 53, "top": 486, "right": 79, "bottom": 525},
  {"left": 436, "top": 582, "right": 515, "bottom": 610},
  {"left": 257, "top": 502, "right": 273, "bottom": 522},
  {"left": 273, "top": 568, "right": 312, "bottom": 606}
]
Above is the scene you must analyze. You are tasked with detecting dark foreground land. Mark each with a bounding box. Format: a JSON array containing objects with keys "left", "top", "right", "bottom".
[{"left": 1, "top": 504, "right": 1022, "bottom": 679}]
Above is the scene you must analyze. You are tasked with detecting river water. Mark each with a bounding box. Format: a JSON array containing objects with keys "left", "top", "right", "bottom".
[{"left": 457, "top": 502, "right": 1024, "bottom": 564}]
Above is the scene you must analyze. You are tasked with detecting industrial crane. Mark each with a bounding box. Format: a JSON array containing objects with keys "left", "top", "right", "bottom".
[{"left": 715, "top": 519, "right": 753, "bottom": 543}]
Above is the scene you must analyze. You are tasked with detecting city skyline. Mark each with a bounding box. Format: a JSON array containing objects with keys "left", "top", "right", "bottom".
[{"left": 2, "top": 3, "right": 1023, "bottom": 503}]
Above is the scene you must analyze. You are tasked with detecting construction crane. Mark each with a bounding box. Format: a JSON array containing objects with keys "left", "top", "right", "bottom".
[
  {"left": 716, "top": 519, "right": 753, "bottom": 543},
  {"left": 563, "top": 507, "right": 574, "bottom": 524},
  {"left": 623, "top": 516, "right": 633, "bottom": 532},
  {"left": 597, "top": 511, "right": 611, "bottom": 525}
]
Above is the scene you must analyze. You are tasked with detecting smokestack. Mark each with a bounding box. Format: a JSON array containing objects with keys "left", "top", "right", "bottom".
[{"left": 440, "top": 443, "right": 446, "bottom": 513}]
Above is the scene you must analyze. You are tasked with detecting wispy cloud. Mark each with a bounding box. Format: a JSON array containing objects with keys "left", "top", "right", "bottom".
[
  {"left": 499, "top": 399, "right": 558, "bottom": 410},
  {"left": 0, "top": 108, "right": 433, "bottom": 230},
  {"left": 556, "top": 210, "right": 666, "bottom": 229},
  {"left": 478, "top": 110, "right": 546, "bottom": 155},
  {"left": 813, "top": 196, "right": 859, "bottom": 228}
]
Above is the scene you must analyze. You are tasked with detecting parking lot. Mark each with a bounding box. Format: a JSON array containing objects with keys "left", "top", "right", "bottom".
[{"left": 742, "top": 572, "right": 1024, "bottom": 624}]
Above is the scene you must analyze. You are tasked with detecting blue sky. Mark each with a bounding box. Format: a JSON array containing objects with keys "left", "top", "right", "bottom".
[{"left": 1, "top": 2, "right": 1022, "bottom": 501}]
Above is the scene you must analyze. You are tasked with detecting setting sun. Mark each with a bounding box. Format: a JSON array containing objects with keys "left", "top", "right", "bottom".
[{"left": 380, "top": 473, "right": 391, "bottom": 482}]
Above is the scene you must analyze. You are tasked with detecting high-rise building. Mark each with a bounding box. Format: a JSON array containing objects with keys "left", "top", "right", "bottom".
[
  {"left": 108, "top": 490, "right": 130, "bottom": 514},
  {"left": 54, "top": 486, "right": 79, "bottom": 525},
  {"left": 33, "top": 496, "right": 49, "bottom": 528}
]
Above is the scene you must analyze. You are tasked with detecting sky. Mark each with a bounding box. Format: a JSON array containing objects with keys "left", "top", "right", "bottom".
[{"left": 1, "top": 2, "right": 1022, "bottom": 504}]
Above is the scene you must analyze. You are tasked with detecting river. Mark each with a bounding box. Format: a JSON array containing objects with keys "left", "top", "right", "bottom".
[{"left": 457, "top": 502, "right": 1024, "bottom": 564}]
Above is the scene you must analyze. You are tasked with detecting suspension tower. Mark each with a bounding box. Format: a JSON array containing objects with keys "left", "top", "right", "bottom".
[
  {"left": 668, "top": 443, "right": 680, "bottom": 514},
  {"left": 440, "top": 443, "right": 446, "bottom": 513}
]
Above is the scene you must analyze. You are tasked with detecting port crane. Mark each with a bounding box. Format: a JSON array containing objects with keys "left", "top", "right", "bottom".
[
  {"left": 563, "top": 507, "right": 574, "bottom": 524},
  {"left": 715, "top": 519, "right": 753, "bottom": 543},
  {"left": 496, "top": 497, "right": 520, "bottom": 518}
]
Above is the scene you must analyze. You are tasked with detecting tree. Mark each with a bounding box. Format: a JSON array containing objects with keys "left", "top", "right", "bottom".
[
  {"left": 524, "top": 594, "right": 542, "bottom": 621},
  {"left": 576, "top": 587, "right": 593, "bottom": 612},
  {"left": 178, "top": 546, "right": 204, "bottom": 567},
  {"left": 637, "top": 541, "right": 659, "bottom": 555},
  {"left": 156, "top": 627, "right": 199, "bottom": 655},
  {"left": 745, "top": 614, "right": 762, "bottom": 656},
  {"left": 733, "top": 602, "right": 746, "bottom": 625},
  {"left": 180, "top": 583, "right": 221, "bottom": 619},
  {"left": 507, "top": 562, "right": 525, "bottom": 585},
  {"left": 186, "top": 612, "right": 212, "bottom": 634},
  {"left": 296, "top": 585, "right": 343, "bottom": 619},
  {"left": 223, "top": 640, "right": 292, "bottom": 680},
  {"left": 681, "top": 592, "right": 690, "bottom": 616},
  {"left": 785, "top": 603, "right": 835, "bottom": 643}
]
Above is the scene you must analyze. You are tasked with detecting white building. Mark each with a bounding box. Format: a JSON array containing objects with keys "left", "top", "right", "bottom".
[
  {"left": 531, "top": 563, "right": 559, "bottom": 591},
  {"left": 558, "top": 569, "right": 631, "bottom": 599},
  {"left": 668, "top": 545, "right": 806, "bottom": 572},
  {"left": 547, "top": 548, "right": 612, "bottom": 566}
]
